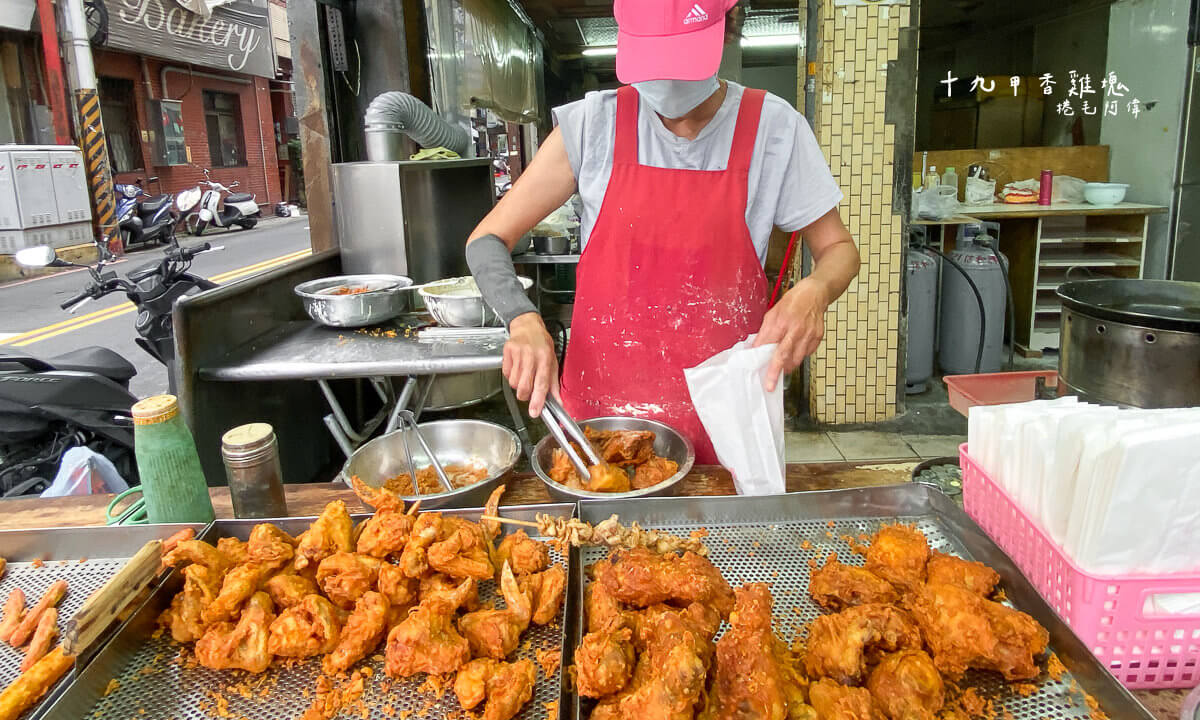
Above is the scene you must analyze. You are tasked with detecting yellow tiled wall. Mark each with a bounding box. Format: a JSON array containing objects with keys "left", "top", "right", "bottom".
[{"left": 805, "top": 0, "right": 910, "bottom": 424}]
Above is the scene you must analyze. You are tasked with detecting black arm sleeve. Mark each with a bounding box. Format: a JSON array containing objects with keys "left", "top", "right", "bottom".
[{"left": 466, "top": 234, "right": 538, "bottom": 328}]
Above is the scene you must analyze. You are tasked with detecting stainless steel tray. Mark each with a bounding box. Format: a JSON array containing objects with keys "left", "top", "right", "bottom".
[
  {"left": 567, "top": 485, "right": 1155, "bottom": 720},
  {"left": 0, "top": 523, "right": 207, "bottom": 720},
  {"left": 45, "top": 504, "right": 577, "bottom": 720}
]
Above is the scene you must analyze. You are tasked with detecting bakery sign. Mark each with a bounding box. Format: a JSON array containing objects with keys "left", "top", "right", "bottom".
[{"left": 107, "top": 0, "right": 276, "bottom": 78}]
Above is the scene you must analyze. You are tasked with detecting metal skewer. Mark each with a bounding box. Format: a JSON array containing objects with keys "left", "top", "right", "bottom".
[{"left": 395, "top": 409, "right": 453, "bottom": 492}]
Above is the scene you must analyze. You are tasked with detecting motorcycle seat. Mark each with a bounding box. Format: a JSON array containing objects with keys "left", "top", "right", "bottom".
[
  {"left": 141, "top": 195, "right": 172, "bottom": 214},
  {"left": 225, "top": 192, "right": 253, "bottom": 203},
  {"left": 45, "top": 347, "right": 136, "bottom": 383}
]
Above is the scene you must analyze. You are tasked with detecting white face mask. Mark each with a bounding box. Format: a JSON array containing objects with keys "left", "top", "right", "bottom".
[{"left": 632, "top": 75, "right": 721, "bottom": 119}]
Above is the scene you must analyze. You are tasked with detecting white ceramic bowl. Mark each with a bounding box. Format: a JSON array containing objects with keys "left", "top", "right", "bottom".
[{"left": 1084, "top": 182, "right": 1129, "bottom": 206}]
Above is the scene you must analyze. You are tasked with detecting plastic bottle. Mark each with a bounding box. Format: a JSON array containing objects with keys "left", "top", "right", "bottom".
[
  {"left": 942, "top": 166, "right": 959, "bottom": 201},
  {"left": 926, "top": 166, "right": 940, "bottom": 192},
  {"left": 132, "top": 395, "right": 216, "bottom": 524}
]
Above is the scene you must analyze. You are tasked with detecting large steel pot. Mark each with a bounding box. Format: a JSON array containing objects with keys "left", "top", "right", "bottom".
[
  {"left": 1057, "top": 279, "right": 1200, "bottom": 408},
  {"left": 424, "top": 371, "right": 503, "bottom": 411}
]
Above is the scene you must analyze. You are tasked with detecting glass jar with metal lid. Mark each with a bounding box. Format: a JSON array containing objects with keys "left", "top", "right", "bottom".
[{"left": 221, "top": 423, "right": 289, "bottom": 519}]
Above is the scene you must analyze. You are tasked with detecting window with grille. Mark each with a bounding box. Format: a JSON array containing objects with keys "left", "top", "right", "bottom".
[
  {"left": 100, "top": 77, "right": 143, "bottom": 172},
  {"left": 203, "top": 91, "right": 245, "bottom": 167}
]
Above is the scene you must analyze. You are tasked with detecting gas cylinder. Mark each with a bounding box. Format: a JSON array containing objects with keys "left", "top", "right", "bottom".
[
  {"left": 905, "top": 247, "right": 939, "bottom": 393},
  {"left": 938, "top": 237, "right": 1008, "bottom": 374}
]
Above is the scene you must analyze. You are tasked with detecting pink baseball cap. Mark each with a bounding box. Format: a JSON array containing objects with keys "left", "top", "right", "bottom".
[{"left": 614, "top": 0, "right": 737, "bottom": 83}]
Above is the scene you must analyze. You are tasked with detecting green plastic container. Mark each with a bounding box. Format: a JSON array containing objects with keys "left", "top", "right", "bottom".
[{"left": 132, "top": 395, "right": 216, "bottom": 524}]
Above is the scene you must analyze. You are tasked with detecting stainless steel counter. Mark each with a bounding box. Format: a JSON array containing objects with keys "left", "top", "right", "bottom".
[
  {"left": 198, "top": 318, "right": 503, "bottom": 382},
  {"left": 511, "top": 253, "right": 581, "bottom": 264}
]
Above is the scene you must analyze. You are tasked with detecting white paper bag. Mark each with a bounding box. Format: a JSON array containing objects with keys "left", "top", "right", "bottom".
[{"left": 684, "top": 335, "right": 785, "bottom": 496}]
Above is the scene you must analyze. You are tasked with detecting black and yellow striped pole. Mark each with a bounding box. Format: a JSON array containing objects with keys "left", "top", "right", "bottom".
[{"left": 74, "top": 88, "right": 121, "bottom": 254}]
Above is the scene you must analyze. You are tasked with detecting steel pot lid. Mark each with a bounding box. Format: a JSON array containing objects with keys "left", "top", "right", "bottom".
[{"left": 1056, "top": 279, "right": 1200, "bottom": 333}]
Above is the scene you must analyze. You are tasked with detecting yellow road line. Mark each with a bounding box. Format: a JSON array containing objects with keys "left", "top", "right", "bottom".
[{"left": 5, "top": 248, "right": 312, "bottom": 347}]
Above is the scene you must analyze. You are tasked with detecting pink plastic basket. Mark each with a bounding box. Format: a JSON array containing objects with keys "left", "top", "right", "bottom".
[{"left": 961, "top": 444, "right": 1200, "bottom": 690}]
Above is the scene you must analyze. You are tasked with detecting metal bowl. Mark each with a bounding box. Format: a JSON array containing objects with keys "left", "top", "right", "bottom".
[
  {"left": 339, "top": 419, "right": 521, "bottom": 509},
  {"left": 419, "top": 276, "right": 534, "bottom": 328},
  {"left": 295, "top": 274, "right": 412, "bottom": 328},
  {"left": 531, "top": 416, "right": 694, "bottom": 502}
]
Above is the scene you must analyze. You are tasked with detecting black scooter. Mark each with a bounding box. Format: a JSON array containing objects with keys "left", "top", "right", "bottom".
[
  {"left": 116, "top": 176, "right": 177, "bottom": 249},
  {"left": 0, "top": 240, "right": 220, "bottom": 496}
]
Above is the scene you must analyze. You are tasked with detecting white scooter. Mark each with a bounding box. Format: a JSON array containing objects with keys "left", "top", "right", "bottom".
[{"left": 176, "top": 169, "right": 261, "bottom": 236}]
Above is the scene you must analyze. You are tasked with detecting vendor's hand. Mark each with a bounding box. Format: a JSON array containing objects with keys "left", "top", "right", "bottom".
[
  {"left": 753, "top": 278, "right": 831, "bottom": 392},
  {"left": 504, "top": 313, "right": 559, "bottom": 418}
]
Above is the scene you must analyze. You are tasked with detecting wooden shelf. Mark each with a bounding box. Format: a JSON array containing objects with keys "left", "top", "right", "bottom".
[
  {"left": 1039, "top": 231, "right": 1143, "bottom": 244},
  {"left": 1035, "top": 298, "right": 1062, "bottom": 313},
  {"left": 1038, "top": 251, "right": 1141, "bottom": 268}
]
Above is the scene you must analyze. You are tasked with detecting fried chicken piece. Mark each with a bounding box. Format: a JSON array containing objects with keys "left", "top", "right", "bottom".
[
  {"left": 356, "top": 509, "right": 415, "bottom": 559},
  {"left": 162, "top": 539, "right": 227, "bottom": 572},
  {"left": 864, "top": 525, "right": 929, "bottom": 593},
  {"left": 925, "top": 551, "right": 1000, "bottom": 598},
  {"left": 195, "top": 592, "right": 275, "bottom": 673},
  {"left": 168, "top": 564, "right": 221, "bottom": 642},
  {"left": 547, "top": 449, "right": 585, "bottom": 490},
  {"left": 494, "top": 530, "right": 550, "bottom": 576},
  {"left": 324, "top": 591, "right": 389, "bottom": 675},
  {"left": 399, "top": 513, "right": 443, "bottom": 578},
  {"left": 586, "top": 579, "right": 630, "bottom": 633},
  {"left": 428, "top": 517, "right": 494, "bottom": 580},
  {"left": 810, "top": 553, "right": 899, "bottom": 611},
  {"left": 378, "top": 564, "right": 419, "bottom": 612},
  {"left": 384, "top": 579, "right": 474, "bottom": 678},
  {"left": 317, "top": 552, "right": 383, "bottom": 610},
  {"left": 458, "top": 563, "right": 532, "bottom": 660},
  {"left": 808, "top": 679, "right": 883, "bottom": 720},
  {"left": 802, "top": 604, "right": 921, "bottom": 684},
  {"left": 574, "top": 624, "right": 635, "bottom": 698},
  {"left": 264, "top": 572, "right": 319, "bottom": 610},
  {"left": 586, "top": 463, "right": 632, "bottom": 493},
  {"left": 632, "top": 456, "right": 679, "bottom": 490},
  {"left": 481, "top": 485, "right": 506, "bottom": 542},
  {"left": 420, "top": 573, "right": 480, "bottom": 611},
  {"left": 218, "top": 536, "right": 251, "bottom": 567},
  {"left": 905, "top": 583, "right": 1048, "bottom": 681},
  {"left": 202, "top": 562, "right": 275, "bottom": 624},
  {"left": 707, "top": 583, "right": 807, "bottom": 720},
  {"left": 455, "top": 657, "right": 499, "bottom": 709},
  {"left": 268, "top": 594, "right": 342, "bottom": 658},
  {"left": 866, "top": 650, "right": 944, "bottom": 720},
  {"left": 520, "top": 565, "right": 566, "bottom": 625},
  {"left": 584, "top": 427, "right": 656, "bottom": 466},
  {"left": 455, "top": 658, "right": 537, "bottom": 720},
  {"left": 248, "top": 524, "right": 296, "bottom": 566},
  {"left": 598, "top": 547, "right": 735, "bottom": 617},
  {"left": 295, "top": 500, "right": 354, "bottom": 571}
]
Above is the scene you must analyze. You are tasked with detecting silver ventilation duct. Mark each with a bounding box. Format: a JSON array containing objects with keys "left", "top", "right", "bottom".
[{"left": 363, "top": 91, "right": 471, "bottom": 160}]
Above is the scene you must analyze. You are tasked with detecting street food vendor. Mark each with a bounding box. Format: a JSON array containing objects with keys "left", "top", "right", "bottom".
[{"left": 467, "top": 0, "right": 860, "bottom": 463}]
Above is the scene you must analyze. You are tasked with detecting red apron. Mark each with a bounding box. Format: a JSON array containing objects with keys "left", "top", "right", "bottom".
[{"left": 560, "top": 85, "right": 769, "bottom": 465}]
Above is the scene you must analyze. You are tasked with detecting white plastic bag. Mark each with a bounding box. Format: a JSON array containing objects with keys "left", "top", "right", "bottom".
[
  {"left": 40, "top": 446, "right": 130, "bottom": 498},
  {"left": 916, "top": 186, "right": 959, "bottom": 220},
  {"left": 965, "top": 177, "right": 996, "bottom": 204},
  {"left": 684, "top": 335, "right": 785, "bottom": 496},
  {"left": 1052, "top": 175, "right": 1087, "bottom": 203}
]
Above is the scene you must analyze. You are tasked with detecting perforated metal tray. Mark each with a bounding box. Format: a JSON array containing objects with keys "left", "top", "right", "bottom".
[
  {"left": 0, "top": 523, "right": 207, "bottom": 720},
  {"left": 44, "top": 504, "right": 577, "bottom": 720},
  {"left": 567, "top": 485, "right": 1156, "bottom": 720}
]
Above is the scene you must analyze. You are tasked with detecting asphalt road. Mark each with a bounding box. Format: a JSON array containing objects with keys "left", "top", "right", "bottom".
[{"left": 0, "top": 216, "right": 312, "bottom": 398}]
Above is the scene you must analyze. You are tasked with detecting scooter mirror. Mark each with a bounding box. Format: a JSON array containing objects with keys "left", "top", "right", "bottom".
[{"left": 14, "top": 246, "right": 59, "bottom": 268}]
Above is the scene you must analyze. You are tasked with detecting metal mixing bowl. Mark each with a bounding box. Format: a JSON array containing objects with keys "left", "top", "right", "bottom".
[
  {"left": 531, "top": 416, "right": 694, "bottom": 502},
  {"left": 419, "top": 276, "right": 533, "bottom": 328},
  {"left": 339, "top": 419, "right": 521, "bottom": 509},
  {"left": 295, "top": 274, "right": 412, "bottom": 327}
]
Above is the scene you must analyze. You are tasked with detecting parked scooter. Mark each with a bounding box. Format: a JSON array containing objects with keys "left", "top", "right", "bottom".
[
  {"left": 115, "top": 176, "right": 177, "bottom": 249},
  {"left": 176, "top": 169, "right": 261, "bottom": 236},
  {"left": 1, "top": 240, "right": 223, "bottom": 496}
]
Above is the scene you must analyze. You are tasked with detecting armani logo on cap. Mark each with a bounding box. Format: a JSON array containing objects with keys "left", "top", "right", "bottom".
[{"left": 683, "top": 3, "right": 709, "bottom": 24}]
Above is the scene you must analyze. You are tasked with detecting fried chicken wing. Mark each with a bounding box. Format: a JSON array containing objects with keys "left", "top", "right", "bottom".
[
  {"left": 866, "top": 650, "right": 944, "bottom": 720},
  {"left": 707, "top": 583, "right": 808, "bottom": 720},
  {"left": 356, "top": 509, "right": 415, "bottom": 559},
  {"left": 454, "top": 658, "right": 536, "bottom": 720},
  {"left": 377, "top": 564, "right": 419, "bottom": 612},
  {"left": 574, "top": 625, "right": 635, "bottom": 698},
  {"left": 801, "top": 604, "right": 921, "bottom": 684},
  {"left": 584, "top": 427, "right": 656, "bottom": 466},
  {"left": 494, "top": 530, "right": 550, "bottom": 576},
  {"left": 906, "top": 583, "right": 1048, "bottom": 681},
  {"left": 324, "top": 591, "right": 389, "bottom": 675},
  {"left": 202, "top": 562, "right": 275, "bottom": 624},
  {"left": 218, "top": 537, "right": 250, "bottom": 567},
  {"left": 248, "top": 524, "right": 296, "bottom": 566},
  {"left": 864, "top": 525, "right": 929, "bottom": 593},
  {"left": 264, "top": 572, "right": 319, "bottom": 610},
  {"left": 295, "top": 500, "right": 354, "bottom": 571},
  {"left": 632, "top": 456, "right": 679, "bottom": 490},
  {"left": 384, "top": 579, "right": 474, "bottom": 678},
  {"left": 195, "top": 592, "right": 275, "bottom": 673},
  {"left": 167, "top": 564, "right": 221, "bottom": 642},
  {"left": 809, "top": 553, "right": 899, "bottom": 611},
  {"left": 428, "top": 517, "right": 494, "bottom": 580},
  {"left": 399, "top": 513, "right": 443, "bottom": 578},
  {"left": 420, "top": 573, "right": 480, "bottom": 611},
  {"left": 808, "top": 679, "right": 882, "bottom": 720},
  {"left": 521, "top": 565, "right": 566, "bottom": 625},
  {"left": 316, "top": 552, "right": 383, "bottom": 610},
  {"left": 598, "top": 547, "right": 735, "bottom": 617},
  {"left": 267, "top": 594, "right": 342, "bottom": 658},
  {"left": 162, "top": 539, "right": 227, "bottom": 572},
  {"left": 458, "top": 563, "right": 532, "bottom": 660},
  {"left": 925, "top": 551, "right": 1000, "bottom": 598}
]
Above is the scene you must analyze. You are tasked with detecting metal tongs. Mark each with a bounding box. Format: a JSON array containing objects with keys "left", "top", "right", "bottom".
[
  {"left": 541, "top": 395, "right": 604, "bottom": 480},
  {"left": 395, "top": 409, "right": 453, "bottom": 494}
]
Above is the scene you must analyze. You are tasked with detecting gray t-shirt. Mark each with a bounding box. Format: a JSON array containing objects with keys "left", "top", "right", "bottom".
[{"left": 552, "top": 81, "right": 843, "bottom": 265}]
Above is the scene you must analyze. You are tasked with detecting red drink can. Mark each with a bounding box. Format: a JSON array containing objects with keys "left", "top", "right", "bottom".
[{"left": 1039, "top": 169, "right": 1053, "bottom": 206}]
